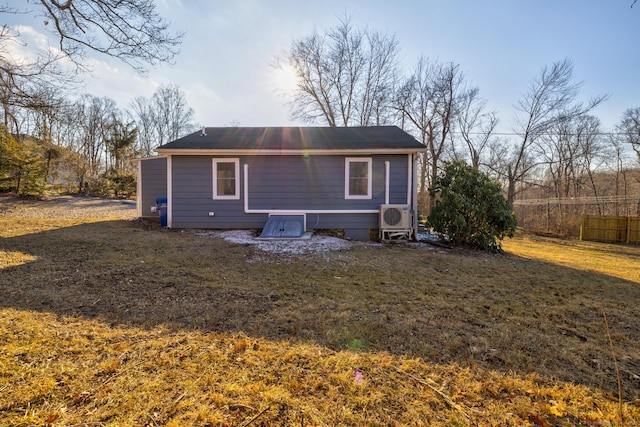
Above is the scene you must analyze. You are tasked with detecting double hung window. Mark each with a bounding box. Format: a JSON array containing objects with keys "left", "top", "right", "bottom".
[
  {"left": 345, "top": 158, "right": 372, "bottom": 199},
  {"left": 212, "top": 159, "right": 239, "bottom": 199}
]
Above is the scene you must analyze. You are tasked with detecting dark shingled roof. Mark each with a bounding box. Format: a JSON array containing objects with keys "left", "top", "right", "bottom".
[{"left": 156, "top": 126, "right": 424, "bottom": 152}]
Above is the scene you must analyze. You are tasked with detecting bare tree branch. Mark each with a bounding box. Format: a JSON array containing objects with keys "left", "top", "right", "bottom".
[
  {"left": 617, "top": 107, "right": 640, "bottom": 162},
  {"left": 32, "top": 0, "right": 184, "bottom": 74},
  {"left": 457, "top": 87, "right": 499, "bottom": 170},
  {"left": 393, "top": 57, "right": 467, "bottom": 201},
  {"left": 0, "top": 25, "right": 76, "bottom": 129},
  {"left": 0, "top": 1, "right": 183, "bottom": 132}
]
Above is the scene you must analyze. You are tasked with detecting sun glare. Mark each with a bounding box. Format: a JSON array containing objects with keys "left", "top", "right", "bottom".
[{"left": 270, "top": 63, "right": 298, "bottom": 96}]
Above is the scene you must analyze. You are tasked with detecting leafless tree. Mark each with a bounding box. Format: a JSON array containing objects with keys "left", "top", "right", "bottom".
[
  {"left": 457, "top": 87, "right": 499, "bottom": 170},
  {"left": 617, "top": 107, "right": 640, "bottom": 163},
  {"left": 26, "top": 85, "right": 68, "bottom": 141},
  {"left": 484, "top": 137, "right": 513, "bottom": 183},
  {"left": 504, "top": 58, "right": 606, "bottom": 203},
  {"left": 535, "top": 114, "right": 607, "bottom": 223},
  {"left": 279, "top": 17, "right": 399, "bottom": 127},
  {"left": 609, "top": 133, "right": 634, "bottom": 215},
  {"left": 152, "top": 84, "right": 196, "bottom": 143},
  {"left": 575, "top": 116, "right": 609, "bottom": 202},
  {"left": 71, "top": 94, "right": 118, "bottom": 191},
  {"left": 611, "top": 108, "right": 640, "bottom": 214},
  {"left": 129, "top": 96, "right": 154, "bottom": 157},
  {"left": 129, "top": 84, "right": 196, "bottom": 155},
  {"left": 394, "top": 57, "right": 466, "bottom": 205}
]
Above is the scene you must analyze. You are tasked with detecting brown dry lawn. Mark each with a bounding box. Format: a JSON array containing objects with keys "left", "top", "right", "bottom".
[{"left": 1, "top": 212, "right": 639, "bottom": 425}]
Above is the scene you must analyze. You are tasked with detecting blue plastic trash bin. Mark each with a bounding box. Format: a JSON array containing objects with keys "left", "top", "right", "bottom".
[{"left": 155, "top": 197, "right": 168, "bottom": 227}]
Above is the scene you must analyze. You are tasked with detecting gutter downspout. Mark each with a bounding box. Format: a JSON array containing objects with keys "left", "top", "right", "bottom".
[
  {"left": 167, "top": 155, "right": 172, "bottom": 228},
  {"left": 406, "top": 154, "right": 412, "bottom": 206},
  {"left": 385, "top": 161, "right": 390, "bottom": 205},
  {"left": 136, "top": 160, "right": 142, "bottom": 218},
  {"left": 411, "top": 154, "right": 419, "bottom": 240}
]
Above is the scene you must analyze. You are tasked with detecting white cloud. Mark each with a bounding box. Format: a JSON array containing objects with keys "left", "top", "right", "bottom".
[
  {"left": 4, "top": 25, "right": 53, "bottom": 63},
  {"left": 80, "top": 57, "right": 161, "bottom": 106},
  {"left": 182, "top": 82, "right": 225, "bottom": 126}
]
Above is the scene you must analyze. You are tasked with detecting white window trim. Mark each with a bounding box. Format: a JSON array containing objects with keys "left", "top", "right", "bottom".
[
  {"left": 212, "top": 158, "right": 240, "bottom": 200},
  {"left": 344, "top": 157, "right": 372, "bottom": 200}
]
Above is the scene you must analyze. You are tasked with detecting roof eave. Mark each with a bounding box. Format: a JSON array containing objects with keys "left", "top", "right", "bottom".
[
  {"left": 133, "top": 155, "right": 167, "bottom": 162},
  {"left": 155, "top": 148, "right": 425, "bottom": 156}
]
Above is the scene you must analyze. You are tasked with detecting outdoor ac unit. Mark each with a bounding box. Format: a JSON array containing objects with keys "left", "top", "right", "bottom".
[{"left": 380, "top": 204, "right": 411, "bottom": 230}]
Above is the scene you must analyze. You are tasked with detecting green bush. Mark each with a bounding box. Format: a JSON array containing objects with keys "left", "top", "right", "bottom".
[
  {"left": 428, "top": 161, "right": 517, "bottom": 253},
  {"left": 0, "top": 128, "right": 46, "bottom": 197}
]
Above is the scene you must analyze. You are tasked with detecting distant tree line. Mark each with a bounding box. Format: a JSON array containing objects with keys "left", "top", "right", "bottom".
[
  {"left": 278, "top": 18, "right": 640, "bottom": 232},
  {"left": 2, "top": 5, "right": 639, "bottom": 222},
  {"left": 0, "top": 84, "right": 196, "bottom": 197}
]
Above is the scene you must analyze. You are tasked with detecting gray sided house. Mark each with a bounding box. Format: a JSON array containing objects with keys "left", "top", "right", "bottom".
[{"left": 137, "top": 126, "right": 425, "bottom": 240}]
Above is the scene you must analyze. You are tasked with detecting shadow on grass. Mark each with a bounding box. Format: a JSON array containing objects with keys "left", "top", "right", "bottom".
[{"left": 1, "top": 219, "right": 639, "bottom": 400}]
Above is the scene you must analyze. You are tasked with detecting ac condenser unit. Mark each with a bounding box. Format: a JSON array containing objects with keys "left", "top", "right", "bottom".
[{"left": 380, "top": 204, "right": 411, "bottom": 230}]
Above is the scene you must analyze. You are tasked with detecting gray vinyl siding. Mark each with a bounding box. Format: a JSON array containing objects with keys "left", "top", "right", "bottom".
[
  {"left": 245, "top": 155, "right": 409, "bottom": 209},
  {"left": 305, "top": 212, "right": 377, "bottom": 230},
  {"left": 169, "top": 154, "right": 411, "bottom": 232},
  {"left": 139, "top": 157, "right": 167, "bottom": 218},
  {"left": 169, "top": 155, "right": 266, "bottom": 229}
]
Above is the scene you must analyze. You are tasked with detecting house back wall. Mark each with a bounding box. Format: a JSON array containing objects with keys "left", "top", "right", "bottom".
[{"left": 169, "top": 154, "right": 410, "bottom": 230}]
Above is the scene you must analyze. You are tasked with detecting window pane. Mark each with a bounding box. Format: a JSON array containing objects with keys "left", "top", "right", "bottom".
[
  {"left": 217, "top": 179, "right": 236, "bottom": 195},
  {"left": 349, "top": 178, "right": 367, "bottom": 195},
  {"left": 349, "top": 161, "right": 368, "bottom": 196},
  {"left": 217, "top": 162, "right": 236, "bottom": 196},
  {"left": 350, "top": 162, "right": 368, "bottom": 178},
  {"left": 217, "top": 162, "right": 235, "bottom": 177}
]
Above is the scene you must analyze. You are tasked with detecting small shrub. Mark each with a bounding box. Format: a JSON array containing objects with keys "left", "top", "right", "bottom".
[{"left": 90, "top": 170, "right": 137, "bottom": 199}]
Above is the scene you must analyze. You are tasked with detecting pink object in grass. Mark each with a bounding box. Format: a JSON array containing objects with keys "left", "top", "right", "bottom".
[{"left": 354, "top": 369, "right": 363, "bottom": 384}]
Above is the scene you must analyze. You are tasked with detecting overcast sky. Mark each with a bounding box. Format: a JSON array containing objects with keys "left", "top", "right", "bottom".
[{"left": 7, "top": 1, "right": 640, "bottom": 132}]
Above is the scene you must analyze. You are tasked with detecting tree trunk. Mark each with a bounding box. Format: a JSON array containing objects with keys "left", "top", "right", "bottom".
[{"left": 507, "top": 166, "right": 516, "bottom": 205}]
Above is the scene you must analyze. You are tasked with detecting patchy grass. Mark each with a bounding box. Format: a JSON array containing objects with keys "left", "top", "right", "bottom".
[{"left": 1, "top": 217, "right": 639, "bottom": 425}]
